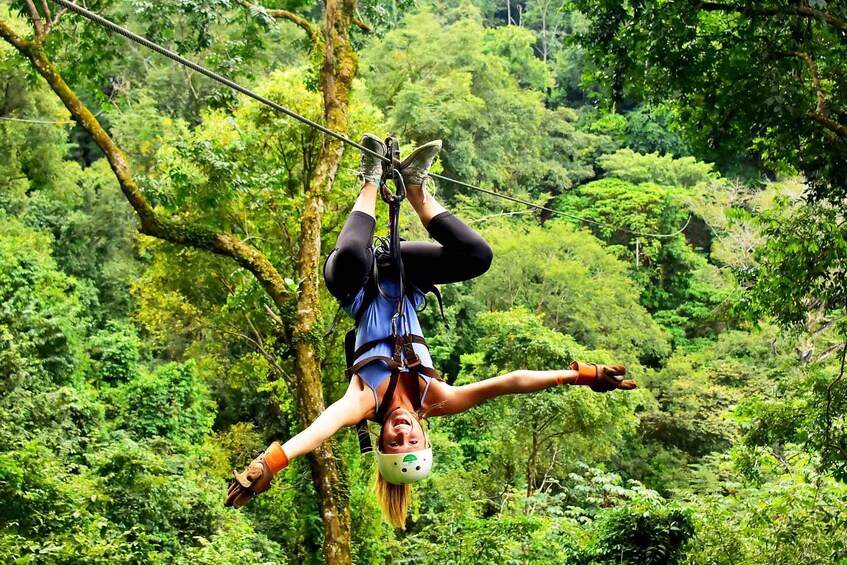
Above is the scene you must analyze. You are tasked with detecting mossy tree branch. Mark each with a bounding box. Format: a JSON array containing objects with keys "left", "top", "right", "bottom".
[
  {"left": 0, "top": 20, "right": 295, "bottom": 314},
  {"left": 237, "top": 0, "right": 320, "bottom": 44}
]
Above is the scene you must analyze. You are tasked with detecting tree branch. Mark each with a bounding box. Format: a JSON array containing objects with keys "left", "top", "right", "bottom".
[
  {"left": 237, "top": 0, "right": 319, "bottom": 44},
  {"left": 804, "top": 112, "right": 847, "bottom": 139},
  {"left": 825, "top": 333, "right": 847, "bottom": 456},
  {"left": 22, "top": 0, "right": 44, "bottom": 40},
  {"left": 815, "top": 341, "right": 846, "bottom": 363},
  {"left": 781, "top": 51, "right": 826, "bottom": 116},
  {"left": 0, "top": 26, "right": 295, "bottom": 311},
  {"left": 51, "top": 6, "right": 71, "bottom": 29},
  {"left": 352, "top": 17, "right": 371, "bottom": 33},
  {"left": 697, "top": 2, "right": 847, "bottom": 34},
  {"left": 769, "top": 50, "right": 847, "bottom": 138},
  {"left": 344, "top": 0, "right": 371, "bottom": 33},
  {"left": 39, "top": 0, "right": 52, "bottom": 26},
  {"left": 217, "top": 323, "right": 293, "bottom": 383}
]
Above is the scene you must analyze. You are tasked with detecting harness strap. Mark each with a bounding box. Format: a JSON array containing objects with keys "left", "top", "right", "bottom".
[
  {"left": 375, "top": 366, "right": 445, "bottom": 422},
  {"left": 415, "top": 365, "right": 442, "bottom": 381},
  {"left": 400, "top": 334, "right": 420, "bottom": 367},
  {"left": 375, "top": 369, "right": 402, "bottom": 422},
  {"left": 375, "top": 368, "right": 434, "bottom": 423},
  {"left": 345, "top": 355, "right": 402, "bottom": 378},
  {"left": 353, "top": 334, "right": 428, "bottom": 360},
  {"left": 408, "top": 371, "right": 422, "bottom": 412}
]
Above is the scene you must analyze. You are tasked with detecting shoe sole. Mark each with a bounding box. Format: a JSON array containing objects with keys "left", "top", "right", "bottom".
[
  {"left": 399, "top": 140, "right": 442, "bottom": 168},
  {"left": 362, "top": 133, "right": 387, "bottom": 155}
]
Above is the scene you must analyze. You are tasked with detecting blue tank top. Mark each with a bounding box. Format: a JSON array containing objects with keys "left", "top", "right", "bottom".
[{"left": 342, "top": 276, "right": 435, "bottom": 414}]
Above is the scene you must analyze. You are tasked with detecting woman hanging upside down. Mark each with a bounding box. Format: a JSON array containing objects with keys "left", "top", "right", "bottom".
[{"left": 224, "top": 135, "right": 637, "bottom": 527}]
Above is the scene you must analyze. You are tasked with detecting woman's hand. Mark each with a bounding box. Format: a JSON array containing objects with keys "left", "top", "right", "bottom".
[
  {"left": 570, "top": 361, "right": 636, "bottom": 392},
  {"left": 224, "top": 442, "right": 288, "bottom": 508}
]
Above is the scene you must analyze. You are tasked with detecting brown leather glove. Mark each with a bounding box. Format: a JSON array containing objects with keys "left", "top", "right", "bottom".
[
  {"left": 224, "top": 441, "right": 289, "bottom": 508},
  {"left": 570, "top": 361, "right": 636, "bottom": 393}
]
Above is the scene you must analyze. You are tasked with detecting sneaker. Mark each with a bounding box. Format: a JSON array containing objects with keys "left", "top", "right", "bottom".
[
  {"left": 359, "top": 134, "right": 387, "bottom": 183},
  {"left": 398, "top": 140, "right": 442, "bottom": 186}
]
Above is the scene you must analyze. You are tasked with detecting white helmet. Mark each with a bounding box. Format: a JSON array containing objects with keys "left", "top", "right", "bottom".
[{"left": 376, "top": 445, "right": 433, "bottom": 484}]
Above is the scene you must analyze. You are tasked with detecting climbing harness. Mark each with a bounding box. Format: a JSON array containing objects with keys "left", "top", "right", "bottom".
[
  {"left": 46, "top": 0, "right": 692, "bottom": 240},
  {"left": 342, "top": 136, "right": 446, "bottom": 455}
]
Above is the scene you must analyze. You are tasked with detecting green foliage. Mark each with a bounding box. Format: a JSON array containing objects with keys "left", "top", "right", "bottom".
[
  {"left": 644, "top": 329, "right": 787, "bottom": 457},
  {"left": 361, "top": 10, "right": 598, "bottom": 195},
  {"left": 89, "top": 321, "right": 142, "bottom": 383},
  {"left": 404, "top": 465, "right": 694, "bottom": 564},
  {"left": 476, "top": 221, "right": 670, "bottom": 362},
  {"left": 740, "top": 199, "right": 847, "bottom": 329},
  {"left": 0, "top": 205, "right": 277, "bottom": 564},
  {"left": 554, "top": 152, "right": 735, "bottom": 343},
  {"left": 110, "top": 361, "right": 216, "bottom": 443},
  {"left": 5, "top": 0, "right": 847, "bottom": 561},
  {"left": 183, "top": 519, "right": 286, "bottom": 565},
  {"left": 568, "top": 0, "right": 847, "bottom": 206},
  {"left": 0, "top": 215, "right": 84, "bottom": 390},
  {"left": 597, "top": 149, "right": 717, "bottom": 189},
  {"left": 738, "top": 359, "right": 847, "bottom": 482},
  {"left": 586, "top": 500, "right": 693, "bottom": 564},
  {"left": 476, "top": 307, "right": 584, "bottom": 371},
  {"left": 623, "top": 106, "right": 688, "bottom": 157},
  {"left": 401, "top": 514, "right": 566, "bottom": 563},
  {"left": 685, "top": 458, "right": 847, "bottom": 565}
]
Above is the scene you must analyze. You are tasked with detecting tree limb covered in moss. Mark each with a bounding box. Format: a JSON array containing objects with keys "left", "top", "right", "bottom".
[
  {"left": 0, "top": 20, "right": 294, "bottom": 312},
  {"left": 237, "top": 0, "right": 319, "bottom": 44}
]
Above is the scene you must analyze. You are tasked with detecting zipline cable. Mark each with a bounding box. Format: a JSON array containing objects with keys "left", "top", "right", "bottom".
[
  {"left": 48, "top": 0, "right": 689, "bottom": 240},
  {"left": 0, "top": 115, "right": 71, "bottom": 125},
  {"left": 428, "top": 173, "right": 692, "bottom": 238},
  {"left": 47, "top": 0, "right": 385, "bottom": 161}
]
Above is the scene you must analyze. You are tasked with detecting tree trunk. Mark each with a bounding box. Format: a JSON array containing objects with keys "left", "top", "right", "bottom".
[
  {"left": 2, "top": 5, "right": 360, "bottom": 560},
  {"left": 291, "top": 0, "right": 358, "bottom": 561}
]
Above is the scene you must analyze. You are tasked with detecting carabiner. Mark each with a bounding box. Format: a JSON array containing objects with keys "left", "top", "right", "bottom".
[{"left": 379, "top": 136, "right": 404, "bottom": 204}]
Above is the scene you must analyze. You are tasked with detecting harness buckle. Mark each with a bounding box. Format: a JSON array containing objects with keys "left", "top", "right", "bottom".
[
  {"left": 393, "top": 335, "right": 404, "bottom": 364},
  {"left": 402, "top": 334, "right": 421, "bottom": 367},
  {"left": 379, "top": 136, "right": 405, "bottom": 205}
]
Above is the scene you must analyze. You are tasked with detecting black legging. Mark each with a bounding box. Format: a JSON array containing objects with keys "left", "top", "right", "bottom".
[{"left": 324, "top": 210, "right": 493, "bottom": 303}]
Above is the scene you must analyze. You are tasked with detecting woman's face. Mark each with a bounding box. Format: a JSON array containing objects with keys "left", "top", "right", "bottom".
[{"left": 381, "top": 408, "right": 426, "bottom": 454}]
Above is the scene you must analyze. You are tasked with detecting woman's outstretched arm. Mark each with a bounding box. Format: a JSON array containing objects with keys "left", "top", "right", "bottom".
[
  {"left": 431, "top": 363, "right": 635, "bottom": 417},
  {"left": 435, "top": 369, "right": 579, "bottom": 416},
  {"left": 225, "top": 381, "right": 369, "bottom": 508},
  {"left": 280, "top": 391, "right": 365, "bottom": 459}
]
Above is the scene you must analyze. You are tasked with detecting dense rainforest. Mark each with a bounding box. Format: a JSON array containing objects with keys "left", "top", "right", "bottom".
[{"left": 2, "top": 0, "right": 847, "bottom": 563}]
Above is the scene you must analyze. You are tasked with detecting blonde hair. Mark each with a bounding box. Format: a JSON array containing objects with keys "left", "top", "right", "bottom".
[
  {"left": 373, "top": 415, "right": 429, "bottom": 529},
  {"left": 375, "top": 468, "right": 412, "bottom": 529}
]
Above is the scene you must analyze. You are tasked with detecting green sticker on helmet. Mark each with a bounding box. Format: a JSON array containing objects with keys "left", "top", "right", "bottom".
[{"left": 403, "top": 454, "right": 418, "bottom": 462}]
